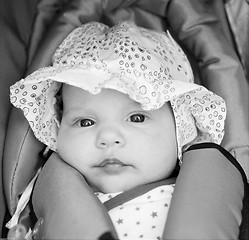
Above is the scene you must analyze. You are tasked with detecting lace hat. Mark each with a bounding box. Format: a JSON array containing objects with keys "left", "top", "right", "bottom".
[{"left": 10, "top": 21, "right": 226, "bottom": 160}]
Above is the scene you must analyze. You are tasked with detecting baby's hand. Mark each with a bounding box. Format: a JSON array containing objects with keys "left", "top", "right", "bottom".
[
  {"left": 7, "top": 224, "right": 27, "bottom": 240},
  {"left": 7, "top": 218, "right": 44, "bottom": 240}
]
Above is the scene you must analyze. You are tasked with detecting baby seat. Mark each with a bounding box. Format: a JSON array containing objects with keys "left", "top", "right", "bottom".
[{"left": 2, "top": 0, "right": 249, "bottom": 239}]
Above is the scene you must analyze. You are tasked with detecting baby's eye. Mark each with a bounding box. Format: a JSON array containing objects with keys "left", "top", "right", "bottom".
[
  {"left": 129, "top": 114, "right": 146, "bottom": 123},
  {"left": 76, "top": 119, "right": 95, "bottom": 127}
]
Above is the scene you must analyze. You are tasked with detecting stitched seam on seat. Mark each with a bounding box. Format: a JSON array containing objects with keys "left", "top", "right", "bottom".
[{"left": 9, "top": 126, "right": 31, "bottom": 213}]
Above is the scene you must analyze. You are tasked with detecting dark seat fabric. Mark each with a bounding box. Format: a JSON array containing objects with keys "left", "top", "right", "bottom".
[
  {"left": 0, "top": 0, "right": 39, "bottom": 235},
  {"left": 224, "top": 0, "right": 249, "bottom": 80},
  {"left": 1, "top": 0, "right": 249, "bottom": 238}
]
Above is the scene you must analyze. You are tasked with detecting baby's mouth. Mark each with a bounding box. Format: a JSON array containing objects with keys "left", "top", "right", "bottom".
[{"left": 99, "top": 158, "right": 126, "bottom": 168}]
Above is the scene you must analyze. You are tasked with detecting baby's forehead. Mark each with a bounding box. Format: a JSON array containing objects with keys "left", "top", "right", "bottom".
[
  {"left": 61, "top": 84, "right": 171, "bottom": 112},
  {"left": 61, "top": 84, "right": 143, "bottom": 106}
]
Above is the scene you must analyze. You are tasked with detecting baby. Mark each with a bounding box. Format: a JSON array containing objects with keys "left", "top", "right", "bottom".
[{"left": 9, "top": 21, "right": 226, "bottom": 239}]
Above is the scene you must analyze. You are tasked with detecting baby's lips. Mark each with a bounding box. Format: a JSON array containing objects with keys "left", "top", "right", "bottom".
[{"left": 99, "top": 158, "right": 125, "bottom": 167}]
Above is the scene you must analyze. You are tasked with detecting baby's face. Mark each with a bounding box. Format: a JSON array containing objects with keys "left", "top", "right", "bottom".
[{"left": 57, "top": 85, "right": 177, "bottom": 193}]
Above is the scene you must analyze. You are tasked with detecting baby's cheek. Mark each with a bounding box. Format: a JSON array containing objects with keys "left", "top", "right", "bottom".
[
  {"left": 57, "top": 138, "right": 72, "bottom": 164},
  {"left": 57, "top": 144, "right": 88, "bottom": 174}
]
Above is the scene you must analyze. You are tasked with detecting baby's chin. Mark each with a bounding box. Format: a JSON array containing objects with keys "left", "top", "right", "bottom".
[{"left": 89, "top": 181, "right": 141, "bottom": 194}]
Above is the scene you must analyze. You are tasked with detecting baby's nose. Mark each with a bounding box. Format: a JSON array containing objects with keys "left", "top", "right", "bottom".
[{"left": 96, "top": 127, "right": 125, "bottom": 149}]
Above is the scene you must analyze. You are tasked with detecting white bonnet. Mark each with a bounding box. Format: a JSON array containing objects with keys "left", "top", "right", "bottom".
[{"left": 10, "top": 21, "right": 226, "bottom": 161}]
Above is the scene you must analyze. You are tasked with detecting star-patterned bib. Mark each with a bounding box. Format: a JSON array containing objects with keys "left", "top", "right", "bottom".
[{"left": 96, "top": 184, "right": 175, "bottom": 240}]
